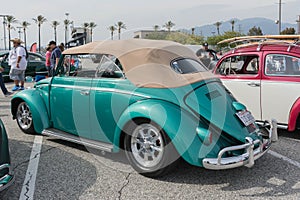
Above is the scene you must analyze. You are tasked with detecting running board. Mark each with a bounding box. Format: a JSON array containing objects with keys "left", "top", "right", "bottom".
[{"left": 42, "top": 128, "right": 114, "bottom": 152}]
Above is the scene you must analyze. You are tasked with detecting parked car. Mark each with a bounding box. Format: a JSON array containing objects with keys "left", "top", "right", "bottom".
[
  {"left": 11, "top": 39, "right": 277, "bottom": 177},
  {"left": 213, "top": 37, "right": 300, "bottom": 131},
  {"left": 0, "top": 51, "right": 48, "bottom": 82},
  {"left": 0, "top": 119, "right": 14, "bottom": 191}
]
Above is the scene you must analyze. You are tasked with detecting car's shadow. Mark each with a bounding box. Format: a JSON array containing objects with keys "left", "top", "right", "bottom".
[
  {"left": 47, "top": 136, "right": 299, "bottom": 198},
  {"left": 0, "top": 139, "right": 97, "bottom": 200}
]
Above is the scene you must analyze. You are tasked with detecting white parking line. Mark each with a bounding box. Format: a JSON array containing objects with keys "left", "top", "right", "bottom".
[
  {"left": 268, "top": 150, "right": 300, "bottom": 169},
  {"left": 19, "top": 136, "right": 43, "bottom": 200}
]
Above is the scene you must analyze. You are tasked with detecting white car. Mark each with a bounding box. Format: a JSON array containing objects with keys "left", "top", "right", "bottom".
[{"left": 213, "top": 38, "right": 300, "bottom": 131}]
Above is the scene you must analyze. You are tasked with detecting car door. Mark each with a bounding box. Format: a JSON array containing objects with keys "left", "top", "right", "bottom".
[
  {"left": 261, "top": 52, "right": 300, "bottom": 125},
  {"left": 50, "top": 54, "right": 93, "bottom": 137},
  {"left": 89, "top": 55, "right": 131, "bottom": 143},
  {"left": 215, "top": 53, "right": 262, "bottom": 120}
]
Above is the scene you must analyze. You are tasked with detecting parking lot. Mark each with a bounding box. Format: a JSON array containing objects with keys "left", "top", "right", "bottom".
[{"left": 0, "top": 82, "right": 299, "bottom": 200}]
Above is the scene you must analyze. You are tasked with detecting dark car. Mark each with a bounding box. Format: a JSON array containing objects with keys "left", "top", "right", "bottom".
[
  {"left": 0, "top": 119, "right": 14, "bottom": 191},
  {"left": 0, "top": 51, "right": 48, "bottom": 82}
]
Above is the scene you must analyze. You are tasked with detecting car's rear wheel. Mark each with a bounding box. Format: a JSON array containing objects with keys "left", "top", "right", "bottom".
[
  {"left": 124, "top": 120, "right": 179, "bottom": 177},
  {"left": 16, "top": 102, "right": 36, "bottom": 134}
]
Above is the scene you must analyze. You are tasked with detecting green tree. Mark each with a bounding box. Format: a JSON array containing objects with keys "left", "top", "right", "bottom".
[
  {"left": 280, "top": 27, "right": 296, "bottom": 35},
  {"left": 163, "top": 21, "right": 175, "bottom": 32},
  {"left": 6, "top": 16, "right": 17, "bottom": 50},
  {"left": 21, "top": 21, "right": 30, "bottom": 49},
  {"left": 82, "top": 22, "right": 89, "bottom": 43},
  {"left": 191, "top": 27, "right": 195, "bottom": 35},
  {"left": 230, "top": 20, "right": 235, "bottom": 32},
  {"left": 207, "top": 31, "right": 244, "bottom": 50},
  {"left": 145, "top": 31, "right": 204, "bottom": 45},
  {"left": 116, "top": 21, "right": 126, "bottom": 40},
  {"left": 214, "top": 22, "right": 222, "bottom": 35},
  {"left": 108, "top": 25, "right": 116, "bottom": 40},
  {"left": 51, "top": 21, "right": 60, "bottom": 42},
  {"left": 63, "top": 19, "right": 71, "bottom": 45},
  {"left": 248, "top": 26, "right": 263, "bottom": 36},
  {"left": 89, "top": 22, "right": 97, "bottom": 42},
  {"left": 32, "top": 15, "right": 47, "bottom": 52}
]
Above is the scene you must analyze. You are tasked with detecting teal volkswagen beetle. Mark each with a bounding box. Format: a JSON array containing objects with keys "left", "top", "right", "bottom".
[
  {"left": 0, "top": 119, "right": 14, "bottom": 190},
  {"left": 11, "top": 39, "right": 278, "bottom": 177}
]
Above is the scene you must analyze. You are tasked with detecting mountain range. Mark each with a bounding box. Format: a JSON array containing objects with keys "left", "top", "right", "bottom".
[{"left": 190, "top": 17, "right": 298, "bottom": 37}]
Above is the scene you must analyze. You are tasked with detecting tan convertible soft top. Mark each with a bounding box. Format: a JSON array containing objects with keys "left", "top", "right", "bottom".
[{"left": 63, "top": 39, "right": 215, "bottom": 88}]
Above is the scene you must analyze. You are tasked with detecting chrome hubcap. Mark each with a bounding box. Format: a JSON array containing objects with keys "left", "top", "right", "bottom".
[
  {"left": 131, "top": 124, "right": 164, "bottom": 168},
  {"left": 17, "top": 102, "right": 32, "bottom": 130}
]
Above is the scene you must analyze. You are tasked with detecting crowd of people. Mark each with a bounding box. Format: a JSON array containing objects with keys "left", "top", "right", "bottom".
[{"left": 0, "top": 39, "right": 63, "bottom": 97}]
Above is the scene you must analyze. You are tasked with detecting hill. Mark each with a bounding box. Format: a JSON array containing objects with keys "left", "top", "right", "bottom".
[{"left": 190, "top": 17, "right": 297, "bottom": 36}]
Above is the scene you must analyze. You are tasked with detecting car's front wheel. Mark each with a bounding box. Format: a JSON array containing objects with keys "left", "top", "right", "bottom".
[
  {"left": 124, "top": 120, "right": 179, "bottom": 177},
  {"left": 16, "top": 102, "right": 36, "bottom": 134}
]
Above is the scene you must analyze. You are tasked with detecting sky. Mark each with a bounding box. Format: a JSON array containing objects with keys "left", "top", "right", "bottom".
[{"left": 0, "top": 0, "right": 299, "bottom": 48}]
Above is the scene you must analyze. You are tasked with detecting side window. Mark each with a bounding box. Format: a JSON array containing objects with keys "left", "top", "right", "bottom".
[
  {"left": 265, "top": 54, "right": 300, "bottom": 76},
  {"left": 95, "top": 55, "right": 125, "bottom": 79},
  {"left": 217, "top": 55, "right": 259, "bottom": 76},
  {"left": 58, "top": 54, "right": 125, "bottom": 79},
  {"left": 28, "top": 54, "right": 42, "bottom": 62}
]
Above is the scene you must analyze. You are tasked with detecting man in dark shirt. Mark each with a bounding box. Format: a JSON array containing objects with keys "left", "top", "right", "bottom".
[{"left": 49, "top": 41, "right": 62, "bottom": 77}]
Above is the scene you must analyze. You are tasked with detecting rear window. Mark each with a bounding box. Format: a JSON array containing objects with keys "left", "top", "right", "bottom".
[{"left": 171, "top": 58, "right": 207, "bottom": 74}]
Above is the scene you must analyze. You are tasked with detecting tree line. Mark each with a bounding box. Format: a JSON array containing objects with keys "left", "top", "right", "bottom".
[{"left": 2, "top": 15, "right": 127, "bottom": 52}]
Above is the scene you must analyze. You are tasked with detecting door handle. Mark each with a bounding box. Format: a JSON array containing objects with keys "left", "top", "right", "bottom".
[
  {"left": 80, "top": 90, "right": 90, "bottom": 96},
  {"left": 247, "top": 82, "right": 260, "bottom": 87}
]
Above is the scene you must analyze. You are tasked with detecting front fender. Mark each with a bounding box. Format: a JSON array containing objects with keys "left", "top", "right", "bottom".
[
  {"left": 113, "top": 99, "right": 206, "bottom": 166},
  {"left": 11, "top": 89, "right": 50, "bottom": 134},
  {"left": 288, "top": 97, "right": 300, "bottom": 131}
]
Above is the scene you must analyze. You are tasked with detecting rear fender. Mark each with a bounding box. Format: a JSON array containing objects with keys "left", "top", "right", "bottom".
[
  {"left": 11, "top": 89, "right": 50, "bottom": 134},
  {"left": 288, "top": 97, "right": 300, "bottom": 131},
  {"left": 113, "top": 99, "right": 206, "bottom": 166}
]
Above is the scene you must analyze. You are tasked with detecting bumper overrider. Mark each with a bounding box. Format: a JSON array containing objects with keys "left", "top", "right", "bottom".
[
  {"left": 203, "top": 119, "right": 278, "bottom": 170},
  {"left": 0, "top": 164, "right": 14, "bottom": 191}
]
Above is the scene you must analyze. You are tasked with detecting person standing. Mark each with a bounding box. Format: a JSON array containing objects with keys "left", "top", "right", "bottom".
[
  {"left": 45, "top": 45, "right": 52, "bottom": 77},
  {"left": 0, "top": 67, "right": 13, "bottom": 97},
  {"left": 8, "top": 38, "right": 28, "bottom": 91},
  {"left": 49, "top": 41, "right": 61, "bottom": 77}
]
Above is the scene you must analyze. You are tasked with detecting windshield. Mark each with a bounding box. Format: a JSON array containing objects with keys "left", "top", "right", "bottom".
[{"left": 171, "top": 58, "right": 208, "bottom": 74}]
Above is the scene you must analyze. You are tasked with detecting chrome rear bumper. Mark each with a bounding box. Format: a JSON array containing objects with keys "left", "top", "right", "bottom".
[{"left": 203, "top": 119, "right": 278, "bottom": 170}]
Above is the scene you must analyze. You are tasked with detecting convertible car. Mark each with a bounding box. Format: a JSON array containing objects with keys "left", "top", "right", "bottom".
[
  {"left": 11, "top": 39, "right": 277, "bottom": 177},
  {"left": 0, "top": 119, "right": 14, "bottom": 190}
]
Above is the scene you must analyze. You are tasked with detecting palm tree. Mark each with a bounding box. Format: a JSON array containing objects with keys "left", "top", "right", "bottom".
[
  {"left": 32, "top": 15, "right": 47, "bottom": 52},
  {"left": 51, "top": 21, "right": 60, "bottom": 42},
  {"left": 191, "top": 27, "right": 195, "bottom": 35},
  {"left": 230, "top": 20, "right": 235, "bottom": 32},
  {"left": 82, "top": 22, "right": 89, "bottom": 43},
  {"left": 116, "top": 21, "right": 126, "bottom": 40},
  {"left": 6, "top": 16, "right": 17, "bottom": 50},
  {"left": 88, "top": 22, "right": 97, "bottom": 42},
  {"left": 108, "top": 25, "right": 116, "bottom": 40},
  {"left": 21, "top": 21, "right": 30, "bottom": 49},
  {"left": 163, "top": 21, "right": 175, "bottom": 32},
  {"left": 153, "top": 25, "right": 160, "bottom": 31},
  {"left": 64, "top": 19, "right": 71, "bottom": 46},
  {"left": 214, "top": 21, "right": 222, "bottom": 35}
]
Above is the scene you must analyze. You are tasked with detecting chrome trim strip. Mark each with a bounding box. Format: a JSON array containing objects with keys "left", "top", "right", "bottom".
[
  {"left": 51, "top": 84, "right": 150, "bottom": 98},
  {"left": 42, "top": 128, "right": 114, "bottom": 152}
]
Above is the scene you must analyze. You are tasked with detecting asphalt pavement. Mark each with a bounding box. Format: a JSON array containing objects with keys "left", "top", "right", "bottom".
[{"left": 0, "top": 82, "right": 299, "bottom": 200}]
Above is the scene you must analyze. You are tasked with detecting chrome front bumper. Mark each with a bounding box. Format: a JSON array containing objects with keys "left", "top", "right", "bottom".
[
  {"left": 203, "top": 119, "right": 278, "bottom": 170},
  {"left": 0, "top": 163, "right": 14, "bottom": 191}
]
